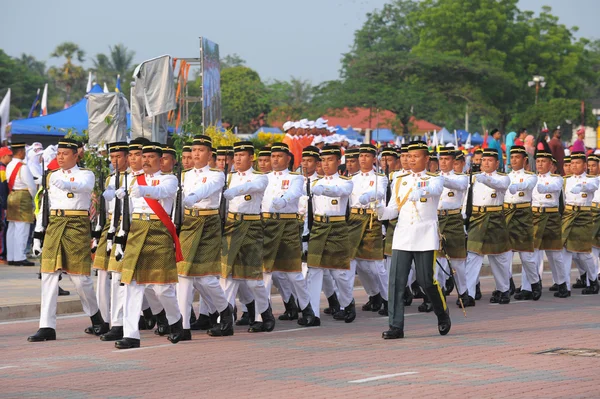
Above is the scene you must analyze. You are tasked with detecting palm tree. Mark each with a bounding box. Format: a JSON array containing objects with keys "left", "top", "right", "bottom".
[
  {"left": 93, "top": 44, "right": 136, "bottom": 90},
  {"left": 48, "top": 42, "right": 86, "bottom": 106}
]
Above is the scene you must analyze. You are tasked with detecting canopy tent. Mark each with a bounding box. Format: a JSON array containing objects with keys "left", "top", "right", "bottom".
[
  {"left": 11, "top": 84, "right": 108, "bottom": 136},
  {"left": 456, "top": 129, "right": 469, "bottom": 143},
  {"left": 336, "top": 125, "right": 364, "bottom": 141},
  {"left": 253, "top": 127, "right": 282, "bottom": 135},
  {"left": 471, "top": 132, "right": 484, "bottom": 145},
  {"left": 437, "top": 127, "right": 455, "bottom": 144},
  {"left": 371, "top": 128, "right": 396, "bottom": 142}
]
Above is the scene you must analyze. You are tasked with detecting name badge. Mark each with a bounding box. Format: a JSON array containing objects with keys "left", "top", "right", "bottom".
[{"left": 331, "top": 199, "right": 338, "bottom": 205}]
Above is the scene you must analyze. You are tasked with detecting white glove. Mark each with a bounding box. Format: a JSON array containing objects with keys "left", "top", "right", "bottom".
[
  {"left": 115, "top": 188, "right": 126, "bottom": 199},
  {"left": 183, "top": 193, "right": 198, "bottom": 208},
  {"left": 312, "top": 185, "right": 324, "bottom": 196},
  {"left": 570, "top": 184, "right": 583, "bottom": 194},
  {"left": 223, "top": 188, "right": 237, "bottom": 201},
  {"left": 52, "top": 179, "right": 69, "bottom": 190},
  {"left": 508, "top": 184, "right": 519, "bottom": 195},
  {"left": 106, "top": 239, "right": 113, "bottom": 255},
  {"left": 130, "top": 185, "right": 145, "bottom": 198},
  {"left": 272, "top": 197, "right": 287, "bottom": 210},
  {"left": 103, "top": 187, "right": 116, "bottom": 202},
  {"left": 33, "top": 238, "right": 43, "bottom": 256},
  {"left": 375, "top": 202, "right": 385, "bottom": 219},
  {"left": 115, "top": 243, "right": 124, "bottom": 262},
  {"left": 302, "top": 241, "right": 308, "bottom": 254},
  {"left": 91, "top": 238, "right": 98, "bottom": 254},
  {"left": 408, "top": 188, "right": 423, "bottom": 202},
  {"left": 536, "top": 184, "right": 549, "bottom": 194},
  {"left": 475, "top": 174, "right": 489, "bottom": 184},
  {"left": 359, "top": 193, "right": 371, "bottom": 205}
]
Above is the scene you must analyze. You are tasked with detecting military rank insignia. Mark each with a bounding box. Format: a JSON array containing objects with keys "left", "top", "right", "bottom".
[{"left": 282, "top": 180, "right": 290, "bottom": 189}]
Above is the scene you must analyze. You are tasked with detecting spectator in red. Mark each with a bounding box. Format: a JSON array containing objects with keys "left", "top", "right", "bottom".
[
  {"left": 548, "top": 129, "right": 565, "bottom": 175},
  {"left": 514, "top": 128, "right": 528, "bottom": 146}
]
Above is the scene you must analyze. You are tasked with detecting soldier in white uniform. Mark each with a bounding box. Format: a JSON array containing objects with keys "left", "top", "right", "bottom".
[
  {"left": 562, "top": 151, "right": 600, "bottom": 295},
  {"left": 464, "top": 148, "right": 512, "bottom": 304},
  {"left": 6, "top": 142, "right": 36, "bottom": 266},
  {"left": 503, "top": 145, "right": 541, "bottom": 301},
  {"left": 378, "top": 140, "right": 450, "bottom": 339},
  {"left": 28, "top": 138, "right": 108, "bottom": 342},
  {"left": 588, "top": 155, "right": 600, "bottom": 288}
]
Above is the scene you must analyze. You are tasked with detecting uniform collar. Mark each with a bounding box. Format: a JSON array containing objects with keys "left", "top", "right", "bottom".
[
  {"left": 538, "top": 171, "right": 551, "bottom": 177},
  {"left": 60, "top": 165, "right": 79, "bottom": 173},
  {"left": 132, "top": 169, "right": 144, "bottom": 176},
  {"left": 145, "top": 170, "right": 162, "bottom": 178},
  {"left": 511, "top": 167, "right": 525, "bottom": 174},
  {"left": 411, "top": 170, "right": 426, "bottom": 178},
  {"left": 194, "top": 165, "right": 210, "bottom": 173},
  {"left": 272, "top": 169, "right": 289, "bottom": 176},
  {"left": 237, "top": 167, "right": 253, "bottom": 176},
  {"left": 440, "top": 170, "right": 454, "bottom": 176},
  {"left": 574, "top": 172, "right": 586, "bottom": 178},
  {"left": 325, "top": 172, "right": 339, "bottom": 180}
]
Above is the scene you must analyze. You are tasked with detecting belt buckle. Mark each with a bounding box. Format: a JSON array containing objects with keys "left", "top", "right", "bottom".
[
  {"left": 142, "top": 213, "right": 150, "bottom": 221},
  {"left": 57, "top": 209, "right": 65, "bottom": 217},
  {"left": 274, "top": 213, "right": 280, "bottom": 220}
]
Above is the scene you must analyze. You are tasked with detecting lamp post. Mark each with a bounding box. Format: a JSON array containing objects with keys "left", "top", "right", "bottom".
[{"left": 527, "top": 75, "right": 546, "bottom": 104}]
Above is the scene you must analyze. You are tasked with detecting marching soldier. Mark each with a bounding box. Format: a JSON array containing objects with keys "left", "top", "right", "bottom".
[
  {"left": 307, "top": 144, "right": 356, "bottom": 324},
  {"left": 181, "top": 143, "right": 194, "bottom": 170},
  {"left": 257, "top": 146, "right": 272, "bottom": 173},
  {"left": 562, "top": 151, "right": 600, "bottom": 295},
  {"left": 28, "top": 138, "right": 108, "bottom": 342},
  {"left": 454, "top": 151, "right": 466, "bottom": 174},
  {"left": 348, "top": 144, "right": 388, "bottom": 314},
  {"left": 262, "top": 142, "right": 315, "bottom": 327},
  {"left": 563, "top": 155, "right": 571, "bottom": 175},
  {"left": 436, "top": 147, "right": 469, "bottom": 306},
  {"left": 529, "top": 149, "right": 567, "bottom": 298},
  {"left": 177, "top": 135, "right": 234, "bottom": 338},
  {"left": 220, "top": 141, "right": 274, "bottom": 333},
  {"left": 216, "top": 146, "right": 234, "bottom": 172},
  {"left": 6, "top": 142, "right": 36, "bottom": 266},
  {"left": 504, "top": 145, "right": 541, "bottom": 301},
  {"left": 342, "top": 148, "right": 359, "bottom": 176},
  {"left": 161, "top": 144, "right": 177, "bottom": 174},
  {"left": 378, "top": 140, "right": 450, "bottom": 339},
  {"left": 464, "top": 148, "right": 512, "bottom": 304},
  {"left": 92, "top": 141, "right": 129, "bottom": 341},
  {"left": 114, "top": 143, "right": 184, "bottom": 349},
  {"left": 588, "top": 155, "right": 600, "bottom": 285}
]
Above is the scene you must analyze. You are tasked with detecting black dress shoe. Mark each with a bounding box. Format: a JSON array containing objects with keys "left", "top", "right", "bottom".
[
  {"left": 509, "top": 277, "right": 516, "bottom": 296},
  {"left": 573, "top": 273, "right": 587, "bottom": 289},
  {"left": 248, "top": 305, "right": 276, "bottom": 333},
  {"left": 475, "top": 282, "right": 482, "bottom": 300},
  {"left": 208, "top": 305, "right": 235, "bottom": 337},
  {"left": 464, "top": 296, "right": 476, "bottom": 307},
  {"left": 180, "top": 329, "right": 192, "bottom": 341},
  {"left": 8, "top": 261, "right": 15, "bottom": 266},
  {"left": 382, "top": 327, "right": 404, "bottom": 340},
  {"left": 138, "top": 315, "right": 147, "bottom": 330},
  {"left": 115, "top": 337, "right": 140, "bottom": 349},
  {"left": 304, "top": 316, "right": 320, "bottom": 327},
  {"left": 142, "top": 307, "right": 156, "bottom": 330},
  {"left": 418, "top": 301, "right": 433, "bottom": 313},
  {"left": 361, "top": 296, "right": 373, "bottom": 311},
  {"left": 444, "top": 278, "right": 455, "bottom": 296},
  {"left": 16, "top": 260, "right": 35, "bottom": 266},
  {"left": 370, "top": 293, "right": 383, "bottom": 312},
  {"left": 489, "top": 290, "right": 501, "bottom": 304},
  {"left": 403, "top": 287, "right": 413, "bottom": 306},
  {"left": 343, "top": 299, "right": 356, "bottom": 323},
  {"left": 531, "top": 282, "right": 542, "bottom": 301},
  {"left": 28, "top": 328, "right": 56, "bottom": 342},
  {"left": 278, "top": 294, "right": 299, "bottom": 321},
  {"left": 87, "top": 311, "right": 109, "bottom": 336},
  {"left": 499, "top": 291, "right": 511, "bottom": 304},
  {"left": 235, "top": 312, "right": 250, "bottom": 326},
  {"left": 100, "top": 326, "right": 124, "bottom": 341},
  {"left": 549, "top": 283, "right": 559, "bottom": 292},
  {"left": 191, "top": 314, "right": 211, "bottom": 330},
  {"left": 154, "top": 310, "right": 170, "bottom": 336},
  {"left": 412, "top": 281, "right": 424, "bottom": 299},
  {"left": 438, "top": 311, "right": 451, "bottom": 336},
  {"left": 323, "top": 293, "right": 340, "bottom": 315},
  {"left": 514, "top": 286, "right": 522, "bottom": 295},
  {"left": 554, "top": 282, "right": 571, "bottom": 298},
  {"left": 298, "top": 302, "right": 316, "bottom": 327},
  {"left": 582, "top": 279, "right": 600, "bottom": 295},
  {"left": 58, "top": 286, "right": 70, "bottom": 296},
  {"left": 378, "top": 300, "right": 389, "bottom": 316},
  {"left": 514, "top": 290, "right": 533, "bottom": 300},
  {"left": 167, "top": 317, "right": 184, "bottom": 344}
]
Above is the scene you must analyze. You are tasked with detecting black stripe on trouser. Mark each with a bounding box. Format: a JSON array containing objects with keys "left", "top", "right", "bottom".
[{"left": 388, "top": 249, "right": 447, "bottom": 330}]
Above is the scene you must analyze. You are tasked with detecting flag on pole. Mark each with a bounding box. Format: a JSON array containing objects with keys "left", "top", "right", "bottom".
[
  {"left": 41, "top": 83, "right": 48, "bottom": 116},
  {"left": 0, "top": 89, "right": 10, "bottom": 142},
  {"left": 454, "top": 129, "right": 459, "bottom": 147},
  {"left": 465, "top": 133, "right": 472, "bottom": 148},
  {"left": 432, "top": 130, "right": 439, "bottom": 148},
  {"left": 103, "top": 83, "right": 109, "bottom": 93},
  {"left": 116, "top": 74, "right": 121, "bottom": 93},
  {"left": 28, "top": 88, "right": 41, "bottom": 118},
  {"left": 86, "top": 71, "right": 93, "bottom": 93}
]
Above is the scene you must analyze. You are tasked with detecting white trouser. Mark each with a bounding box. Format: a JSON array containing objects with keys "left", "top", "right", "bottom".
[
  {"left": 592, "top": 247, "right": 600, "bottom": 278},
  {"left": 438, "top": 257, "right": 467, "bottom": 295},
  {"left": 123, "top": 281, "right": 180, "bottom": 339},
  {"left": 322, "top": 269, "right": 337, "bottom": 298},
  {"left": 307, "top": 267, "right": 354, "bottom": 318},
  {"left": 177, "top": 275, "right": 228, "bottom": 329},
  {"left": 236, "top": 280, "right": 254, "bottom": 305},
  {"left": 375, "top": 259, "right": 389, "bottom": 301},
  {"left": 40, "top": 271, "right": 98, "bottom": 329},
  {"left": 563, "top": 248, "right": 597, "bottom": 290},
  {"left": 273, "top": 271, "right": 310, "bottom": 310},
  {"left": 354, "top": 259, "right": 381, "bottom": 298},
  {"left": 222, "top": 277, "right": 269, "bottom": 315},
  {"left": 7, "top": 221, "right": 30, "bottom": 262},
  {"left": 95, "top": 269, "right": 111, "bottom": 322},
  {"left": 436, "top": 257, "right": 448, "bottom": 288},
  {"left": 110, "top": 271, "right": 124, "bottom": 326},
  {"left": 511, "top": 251, "right": 541, "bottom": 287},
  {"left": 143, "top": 286, "right": 164, "bottom": 314},
  {"left": 272, "top": 272, "right": 294, "bottom": 303},
  {"left": 465, "top": 251, "right": 512, "bottom": 297}
]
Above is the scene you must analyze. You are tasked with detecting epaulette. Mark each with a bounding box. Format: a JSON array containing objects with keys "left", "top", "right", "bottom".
[
  {"left": 340, "top": 175, "right": 352, "bottom": 180},
  {"left": 350, "top": 172, "right": 359, "bottom": 177},
  {"left": 426, "top": 172, "right": 439, "bottom": 176},
  {"left": 183, "top": 168, "right": 193, "bottom": 173},
  {"left": 209, "top": 168, "right": 221, "bottom": 172},
  {"left": 551, "top": 173, "right": 562, "bottom": 177},
  {"left": 564, "top": 174, "right": 572, "bottom": 178},
  {"left": 497, "top": 172, "right": 507, "bottom": 176},
  {"left": 252, "top": 170, "right": 264, "bottom": 174},
  {"left": 46, "top": 170, "right": 55, "bottom": 186},
  {"left": 376, "top": 172, "right": 385, "bottom": 177},
  {"left": 162, "top": 172, "right": 173, "bottom": 175},
  {"left": 394, "top": 173, "right": 410, "bottom": 179},
  {"left": 525, "top": 171, "right": 535, "bottom": 175},
  {"left": 289, "top": 171, "right": 300, "bottom": 175},
  {"left": 455, "top": 172, "right": 465, "bottom": 175},
  {"left": 109, "top": 172, "right": 116, "bottom": 177},
  {"left": 317, "top": 175, "right": 324, "bottom": 179}
]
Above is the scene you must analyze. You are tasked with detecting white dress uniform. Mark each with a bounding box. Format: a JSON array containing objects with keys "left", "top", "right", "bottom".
[
  {"left": 121, "top": 171, "right": 182, "bottom": 340},
  {"left": 307, "top": 173, "right": 354, "bottom": 319},
  {"left": 262, "top": 169, "right": 312, "bottom": 311},
  {"left": 591, "top": 180, "right": 600, "bottom": 280},
  {"left": 464, "top": 171, "right": 512, "bottom": 296},
  {"left": 525, "top": 171, "right": 565, "bottom": 291},
  {"left": 562, "top": 172, "right": 599, "bottom": 290},
  {"left": 349, "top": 170, "right": 388, "bottom": 302},
  {"left": 6, "top": 156, "right": 36, "bottom": 263},
  {"left": 437, "top": 170, "right": 469, "bottom": 294},
  {"left": 220, "top": 167, "right": 271, "bottom": 315},
  {"left": 36, "top": 165, "right": 100, "bottom": 330},
  {"left": 504, "top": 167, "right": 539, "bottom": 287},
  {"left": 177, "top": 165, "right": 228, "bottom": 330}
]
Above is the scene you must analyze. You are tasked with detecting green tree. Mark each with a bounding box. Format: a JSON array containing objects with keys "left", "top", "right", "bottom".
[
  {"left": 0, "top": 50, "right": 46, "bottom": 118},
  {"left": 266, "top": 77, "right": 314, "bottom": 123},
  {"left": 220, "top": 66, "right": 269, "bottom": 132},
  {"left": 47, "top": 42, "right": 86, "bottom": 106},
  {"left": 221, "top": 53, "right": 246, "bottom": 69},
  {"left": 92, "top": 43, "right": 136, "bottom": 92}
]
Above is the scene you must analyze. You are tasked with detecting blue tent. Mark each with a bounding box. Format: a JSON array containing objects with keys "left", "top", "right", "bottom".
[
  {"left": 253, "top": 127, "right": 282, "bottom": 135},
  {"left": 437, "top": 127, "right": 456, "bottom": 144},
  {"left": 456, "top": 129, "right": 469, "bottom": 143},
  {"left": 337, "top": 125, "right": 364, "bottom": 141},
  {"left": 371, "top": 128, "right": 396, "bottom": 142},
  {"left": 471, "top": 132, "right": 484, "bottom": 145},
  {"left": 11, "top": 84, "right": 106, "bottom": 136}
]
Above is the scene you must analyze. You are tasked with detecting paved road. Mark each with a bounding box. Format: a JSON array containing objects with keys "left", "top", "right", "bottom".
[{"left": 1, "top": 271, "right": 598, "bottom": 398}]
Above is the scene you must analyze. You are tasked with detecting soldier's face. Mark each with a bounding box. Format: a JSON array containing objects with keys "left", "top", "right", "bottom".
[
  {"left": 358, "top": 153, "right": 375, "bottom": 172},
  {"left": 258, "top": 156, "right": 272, "bottom": 173},
  {"left": 588, "top": 161, "right": 599, "bottom": 176},
  {"left": 381, "top": 156, "right": 397, "bottom": 171},
  {"left": 571, "top": 159, "right": 586, "bottom": 175},
  {"left": 321, "top": 154, "right": 341, "bottom": 176},
  {"left": 481, "top": 156, "right": 499, "bottom": 173},
  {"left": 110, "top": 151, "right": 128, "bottom": 172},
  {"left": 160, "top": 154, "right": 175, "bottom": 173},
  {"left": 564, "top": 163, "right": 571, "bottom": 174},
  {"left": 128, "top": 150, "right": 143, "bottom": 171},
  {"left": 345, "top": 158, "right": 359, "bottom": 174},
  {"left": 400, "top": 153, "right": 410, "bottom": 170},
  {"left": 439, "top": 155, "right": 454, "bottom": 173},
  {"left": 216, "top": 155, "right": 227, "bottom": 171},
  {"left": 301, "top": 157, "right": 318, "bottom": 176},
  {"left": 192, "top": 145, "right": 210, "bottom": 167},
  {"left": 142, "top": 152, "right": 161, "bottom": 174},
  {"left": 271, "top": 152, "right": 290, "bottom": 172},
  {"left": 453, "top": 160, "right": 465, "bottom": 174},
  {"left": 536, "top": 158, "right": 552, "bottom": 175},
  {"left": 408, "top": 150, "right": 428, "bottom": 173},
  {"left": 56, "top": 148, "right": 78, "bottom": 170},
  {"left": 234, "top": 151, "right": 253, "bottom": 172},
  {"left": 182, "top": 153, "right": 193, "bottom": 169},
  {"left": 472, "top": 153, "right": 482, "bottom": 165},
  {"left": 510, "top": 154, "right": 526, "bottom": 170},
  {"left": 428, "top": 160, "right": 439, "bottom": 173}
]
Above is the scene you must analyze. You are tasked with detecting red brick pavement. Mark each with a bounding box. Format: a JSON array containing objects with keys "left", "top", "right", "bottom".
[{"left": 1, "top": 274, "right": 599, "bottom": 399}]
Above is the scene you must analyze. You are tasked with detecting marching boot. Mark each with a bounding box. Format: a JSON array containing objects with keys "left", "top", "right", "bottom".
[
  {"left": 418, "top": 301, "right": 433, "bottom": 313},
  {"left": 378, "top": 300, "right": 389, "bottom": 316},
  {"left": 138, "top": 315, "right": 147, "bottom": 330},
  {"left": 100, "top": 326, "right": 124, "bottom": 341},
  {"left": 28, "top": 328, "right": 56, "bottom": 342},
  {"left": 343, "top": 299, "right": 356, "bottom": 323},
  {"left": 236, "top": 311, "right": 250, "bottom": 326},
  {"left": 86, "top": 311, "right": 109, "bottom": 336},
  {"left": 489, "top": 290, "right": 501, "bottom": 304},
  {"left": 499, "top": 290, "right": 511, "bottom": 304},
  {"left": 248, "top": 305, "right": 276, "bottom": 333},
  {"left": 549, "top": 283, "right": 559, "bottom": 292},
  {"left": 361, "top": 296, "right": 373, "bottom": 311},
  {"left": 514, "top": 290, "right": 533, "bottom": 301},
  {"left": 531, "top": 282, "right": 542, "bottom": 301},
  {"left": 324, "top": 293, "right": 340, "bottom": 315},
  {"left": 167, "top": 317, "right": 184, "bottom": 344},
  {"left": 235, "top": 301, "right": 254, "bottom": 326},
  {"left": 58, "top": 286, "right": 70, "bottom": 296},
  {"left": 279, "top": 294, "right": 299, "bottom": 321},
  {"left": 554, "top": 282, "right": 571, "bottom": 298},
  {"left": 191, "top": 314, "right": 211, "bottom": 330},
  {"left": 207, "top": 305, "right": 234, "bottom": 337},
  {"left": 154, "top": 310, "right": 170, "bottom": 336},
  {"left": 412, "top": 281, "right": 424, "bottom": 299},
  {"left": 382, "top": 326, "right": 404, "bottom": 340},
  {"left": 456, "top": 291, "right": 474, "bottom": 307},
  {"left": 233, "top": 305, "right": 238, "bottom": 322},
  {"left": 403, "top": 287, "right": 413, "bottom": 306},
  {"left": 209, "top": 311, "right": 219, "bottom": 328},
  {"left": 278, "top": 297, "right": 291, "bottom": 320},
  {"left": 514, "top": 286, "right": 522, "bottom": 295},
  {"left": 444, "top": 278, "right": 455, "bottom": 296},
  {"left": 437, "top": 309, "right": 451, "bottom": 336},
  {"left": 582, "top": 279, "right": 600, "bottom": 295},
  {"left": 115, "top": 337, "right": 140, "bottom": 349},
  {"left": 298, "top": 302, "right": 316, "bottom": 327},
  {"left": 189, "top": 306, "right": 197, "bottom": 325},
  {"left": 475, "top": 282, "right": 482, "bottom": 300},
  {"left": 143, "top": 307, "right": 156, "bottom": 330},
  {"left": 573, "top": 273, "right": 587, "bottom": 289},
  {"left": 180, "top": 329, "right": 192, "bottom": 341},
  {"left": 509, "top": 277, "right": 516, "bottom": 296},
  {"left": 370, "top": 293, "right": 383, "bottom": 312}
]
